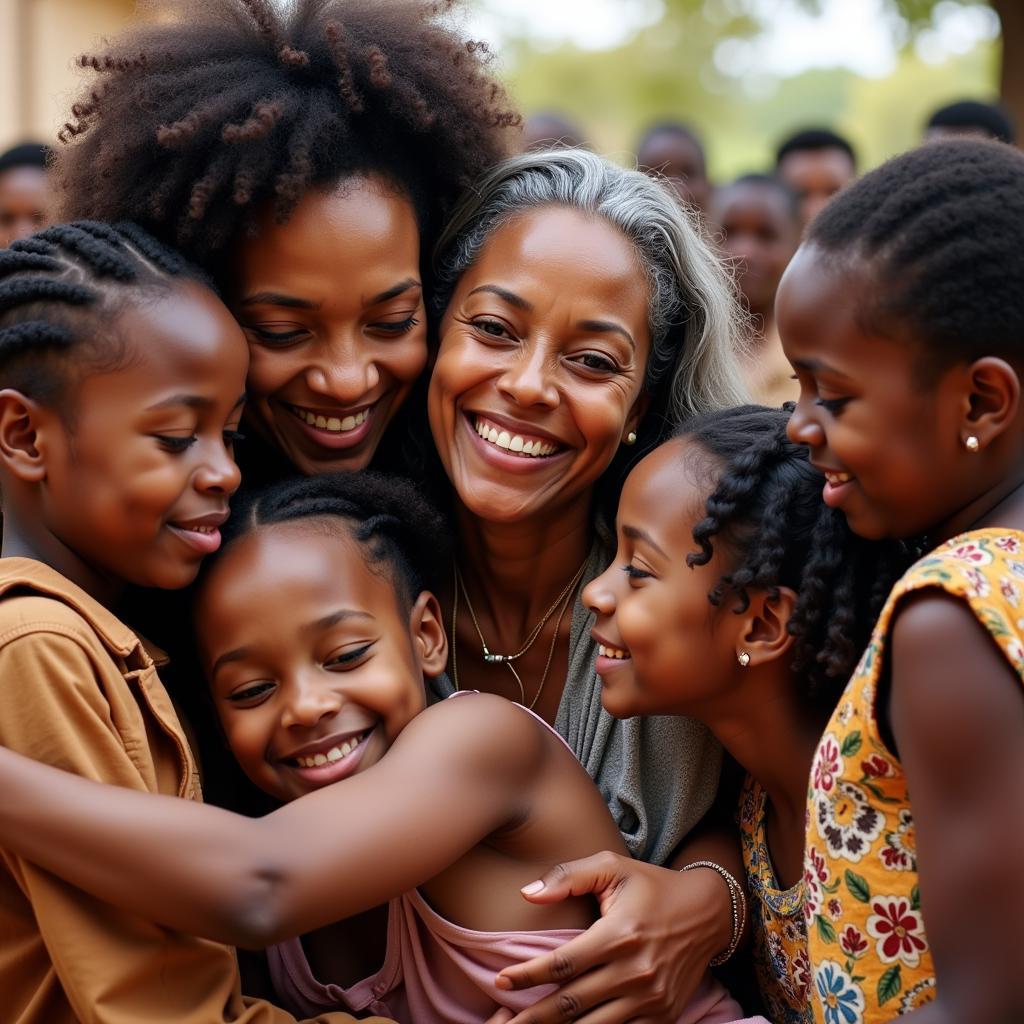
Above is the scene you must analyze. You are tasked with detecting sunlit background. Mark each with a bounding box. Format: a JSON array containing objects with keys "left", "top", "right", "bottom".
[{"left": 0, "top": 0, "right": 1012, "bottom": 181}]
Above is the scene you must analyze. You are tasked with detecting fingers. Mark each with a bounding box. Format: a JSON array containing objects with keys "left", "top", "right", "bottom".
[
  {"left": 518, "top": 850, "right": 632, "bottom": 905},
  {"left": 496, "top": 918, "right": 622, "bottom": 991},
  {"left": 483, "top": 1010, "right": 516, "bottom": 1024},
  {"left": 498, "top": 969, "right": 623, "bottom": 1024}
]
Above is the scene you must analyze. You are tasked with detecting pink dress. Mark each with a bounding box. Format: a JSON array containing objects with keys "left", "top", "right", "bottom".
[{"left": 266, "top": 695, "right": 767, "bottom": 1024}]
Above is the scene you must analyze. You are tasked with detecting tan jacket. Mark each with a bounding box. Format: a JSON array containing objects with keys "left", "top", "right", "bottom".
[{"left": 0, "top": 557, "right": 391, "bottom": 1024}]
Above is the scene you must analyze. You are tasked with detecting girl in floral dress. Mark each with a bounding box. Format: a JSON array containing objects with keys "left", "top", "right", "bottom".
[
  {"left": 571, "top": 406, "right": 905, "bottom": 1022},
  {"left": 780, "top": 138, "right": 1024, "bottom": 1023}
]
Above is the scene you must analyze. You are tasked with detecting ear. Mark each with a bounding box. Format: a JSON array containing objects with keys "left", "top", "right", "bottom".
[
  {"left": 961, "top": 357, "right": 1020, "bottom": 450},
  {"left": 409, "top": 591, "right": 449, "bottom": 678},
  {"left": 0, "top": 389, "right": 52, "bottom": 483},
  {"left": 625, "top": 390, "right": 651, "bottom": 442},
  {"left": 737, "top": 586, "right": 797, "bottom": 668}
]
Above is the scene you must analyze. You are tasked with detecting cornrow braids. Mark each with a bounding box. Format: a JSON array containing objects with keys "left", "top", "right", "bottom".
[
  {"left": 679, "top": 406, "right": 909, "bottom": 703},
  {"left": 0, "top": 220, "right": 211, "bottom": 411},
  {"left": 222, "top": 471, "right": 450, "bottom": 608},
  {"left": 806, "top": 138, "right": 1024, "bottom": 373},
  {"left": 56, "top": 0, "right": 519, "bottom": 267}
]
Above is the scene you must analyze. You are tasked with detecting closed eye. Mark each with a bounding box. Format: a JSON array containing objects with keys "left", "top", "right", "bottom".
[
  {"left": 622, "top": 564, "right": 652, "bottom": 580},
  {"left": 226, "top": 680, "right": 276, "bottom": 705},
  {"left": 815, "top": 396, "right": 851, "bottom": 415},
  {"left": 154, "top": 435, "right": 196, "bottom": 453},
  {"left": 325, "top": 643, "right": 373, "bottom": 668}
]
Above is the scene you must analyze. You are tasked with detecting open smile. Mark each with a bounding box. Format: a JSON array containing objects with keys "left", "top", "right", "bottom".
[
  {"left": 279, "top": 727, "right": 375, "bottom": 787},
  {"left": 281, "top": 400, "right": 378, "bottom": 451}
]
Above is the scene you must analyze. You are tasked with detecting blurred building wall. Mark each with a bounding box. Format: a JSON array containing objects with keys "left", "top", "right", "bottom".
[{"left": 0, "top": 0, "right": 136, "bottom": 150}]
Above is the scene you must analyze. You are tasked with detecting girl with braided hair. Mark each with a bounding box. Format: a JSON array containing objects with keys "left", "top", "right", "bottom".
[
  {"left": 0, "top": 470, "right": 765, "bottom": 1024},
  {"left": 495, "top": 406, "right": 906, "bottom": 1024},
  {"left": 55, "top": 0, "right": 517, "bottom": 482}
]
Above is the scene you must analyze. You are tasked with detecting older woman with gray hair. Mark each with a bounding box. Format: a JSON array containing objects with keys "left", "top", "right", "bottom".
[{"left": 425, "top": 147, "right": 752, "bottom": 1022}]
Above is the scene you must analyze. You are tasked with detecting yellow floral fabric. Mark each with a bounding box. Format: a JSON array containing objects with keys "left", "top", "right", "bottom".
[
  {"left": 805, "top": 528, "right": 1024, "bottom": 1022},
  {"left": 738, "top": 775, "right": 812, "bottom": 1023}
]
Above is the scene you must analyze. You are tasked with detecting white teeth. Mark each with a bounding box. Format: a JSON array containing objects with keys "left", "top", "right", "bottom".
[
  {"left": 598, "top": 644, "right": 629, "bottom": 660},
  {"left": 473, "top": 417, "right": 558, "bottom": 458},
  {"left": 825, "top": 471, "right": 852, "bottom": 485},
  {"left": 293, "top": 407, "right": 369, "bottom": 433},
  {"left": 295, "top": 733, "right": 365, "bottom": 769},
  {"left": 177, "top": 524, "right": 217, "bottom": 534}
]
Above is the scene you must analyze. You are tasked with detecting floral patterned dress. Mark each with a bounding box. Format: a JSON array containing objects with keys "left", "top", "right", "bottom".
[
  {"left": 804, "top": 528, "right": 1024, "bottom": 1022},
  {"left": 738, "top": 775, "right": 812, "bottom": 1023}
]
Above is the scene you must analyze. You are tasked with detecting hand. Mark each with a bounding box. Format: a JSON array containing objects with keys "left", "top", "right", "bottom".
[
  {"left": 494, "top": 851, "right": 733, "bottom": 1024},
  {"left": 484, "top": 1011, "right": 515, "bottom": 1024}
]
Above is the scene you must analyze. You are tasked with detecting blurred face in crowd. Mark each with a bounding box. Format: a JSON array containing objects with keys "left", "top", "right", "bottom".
[
  {"left": 428, "top": 205, "right": 651, "bottom": 526},
  {"left": 638, "top": 129, "right": 712, "bottom": 220},
  {"left": 230, "top": 176, "right": 428, "bottom": 476},
  {"left": 0, "top": 165, "right": 52, "bottom": 247},
  {"left": 717, "top": 180, "right": 800, "bottom": 320},
  {"left": 776, "top": 147, "right": 856, "bottom": 228}
]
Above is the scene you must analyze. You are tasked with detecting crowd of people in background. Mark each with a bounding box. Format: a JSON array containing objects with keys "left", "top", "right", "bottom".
[{"left": 0, "top": 2, "right": 1021, "bottom": 1023}]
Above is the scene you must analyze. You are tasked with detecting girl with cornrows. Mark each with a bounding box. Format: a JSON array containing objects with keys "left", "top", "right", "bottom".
[{"left": 55, "top": 0, "right": 517, "bottom": 484}]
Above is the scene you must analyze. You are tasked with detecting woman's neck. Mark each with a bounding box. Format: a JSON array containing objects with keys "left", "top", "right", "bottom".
[
  {"left": 931, "top": 465, "right": 1024, "bottom": 546},
  {"left": 453, "top": 497, "right": 593, "bottom": 641}
]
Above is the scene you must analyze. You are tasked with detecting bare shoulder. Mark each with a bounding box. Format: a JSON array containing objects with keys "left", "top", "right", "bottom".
[{"left": 390, "top": 691, "right": 551, "bottom": 787}]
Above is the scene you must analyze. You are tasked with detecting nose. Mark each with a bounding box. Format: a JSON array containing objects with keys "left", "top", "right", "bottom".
[
  {"left": 786, "top": 394, "right": 825, "bottom": 449},
  {"left": 496, "top": 340, "right": 559, "bottom": 410},
  {"left": 280, "top": 674, "right": 343, "bottom": 730},
  {"left": 305, "top": 337, "right": 380, "bottom": 405},
  {"left": 583, "top": 564, "right": 618, "bottom": 617},
  {"left": 194, "top": 441, "right": 242, "bottom": 496}
]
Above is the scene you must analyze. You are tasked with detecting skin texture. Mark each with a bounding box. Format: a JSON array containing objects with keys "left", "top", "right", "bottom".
[
  {"left": 637, "top": 131, "right": 712, "bottom": 220},
  {"left": 0, "top": 165, "right": 52, "bottom": 246},
  {"left": 716, "top": 182, "right": 800, "bottom": 406},
  {"left": 780, "top": 242, "right": 1024, "bottom": 1023},
  {"left": 426, "top": 206, "right": 737, "bottom": 1022},
  {"left": 776, "top": 148, "right": 856, "bottom": 228},
  {"left": 0, "top": 280, "right": 248, "bottom": 602},
  {"left": 230, "top": 177, "right": 427, "bottom": 475},
  {"left": 0, "top": 527, "right": 635, "bottom": 999}
]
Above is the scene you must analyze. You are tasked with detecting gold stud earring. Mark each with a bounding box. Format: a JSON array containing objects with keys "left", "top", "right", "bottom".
[
  {"left": 624, "top": 431, "right": 637, "bottom": 446},
  {"left": 964, "top": 435, "right": 980, "bottom": 453},
  {"left": 737, "top": 651, "right": 750, "bottom": 668}
]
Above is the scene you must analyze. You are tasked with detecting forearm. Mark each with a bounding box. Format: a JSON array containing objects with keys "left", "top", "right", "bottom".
[{"left": 0, "top": 745, "right": 281, "bottom": 945}]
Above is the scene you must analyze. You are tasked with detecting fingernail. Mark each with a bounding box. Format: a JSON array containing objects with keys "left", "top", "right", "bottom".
[
  {"left": 521, "top": 879, "right": 545, "bottom": 895},
  {"left": 494, "top": 975, "right": 512, "bottom": 990}
]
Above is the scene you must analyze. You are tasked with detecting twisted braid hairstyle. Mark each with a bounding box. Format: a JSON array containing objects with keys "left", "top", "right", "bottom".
[
  {"left": 0, "top": 220, "right": 211, "bottom": 412},
  {"left": 680, "top": 406, "right": 908, "bottom": 703},
  {"left": 806, "top": 138, "right": 1024, "bottom": 374},
  {"left": 223, "top": 471, "right": 450, "bottom": 608},
  {"left": 55, "top": 0, "right": 518, "bottom": 266}
]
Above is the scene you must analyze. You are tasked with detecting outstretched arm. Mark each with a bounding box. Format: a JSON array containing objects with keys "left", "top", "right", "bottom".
[
  {"left": 887, "top": 593, "right": 1024, "bottom": 1023},
  {"left": 0, "top": 692, "right": 544, "bottom": 948}
]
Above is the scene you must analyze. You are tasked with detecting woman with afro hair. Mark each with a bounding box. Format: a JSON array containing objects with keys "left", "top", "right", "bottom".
[{"left": 55, "top": 0, "right": 519, "bottom": 484}]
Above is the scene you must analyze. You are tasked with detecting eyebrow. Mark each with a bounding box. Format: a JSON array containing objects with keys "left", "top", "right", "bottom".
[
  {"left": 210, "top": 609, "right": 375, "bottom": 678},
  {"left": 467, "top": 284, "right": 533, "bottom": 311},
  {"left": 238, "top": 278, "right": 421, "bottom": 311},
  {"left": 145, "top": 391, "right": 247, "bottom": 413},
  {"left": 623, "top": 524, "right": 669, "bottom": 559},
  {"left": 578, "top": 319, "right": 635, "bottom": 351},
  {"left": 790, "top": 357, "right": 848, "bottom": 378}
]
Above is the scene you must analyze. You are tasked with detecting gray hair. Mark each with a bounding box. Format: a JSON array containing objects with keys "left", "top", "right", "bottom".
[{"left": 433, "top": 147, "right": 749, "bottom": 425}]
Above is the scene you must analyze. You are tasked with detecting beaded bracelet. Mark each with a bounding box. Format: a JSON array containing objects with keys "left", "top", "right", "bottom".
[{"left": 681, "top": 859, "right": 748, "bottom": 967}]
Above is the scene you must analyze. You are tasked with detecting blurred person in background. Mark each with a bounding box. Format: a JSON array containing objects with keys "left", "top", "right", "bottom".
[
  {"left": 774, "top": 127, "right": 856, "bottom": 229},
  {"left": 637, "top": 121, "right": 714, "bottom": 228},
  {"left": 924, "top": 98, "right": 1016, "bottom": 145},
  {"left": 716, "top": 174, "right": 801, "bottom": 405},
  {"left": 521, "top": 111, "right": 585, "bottom": 150},
  {"left": 0, "top": 143, "right": 53, "bottom": 247}
]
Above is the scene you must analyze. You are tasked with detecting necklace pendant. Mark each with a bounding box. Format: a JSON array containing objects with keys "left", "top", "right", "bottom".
[{"left": 484, "top": 652, "right": 509, "bottom": 663}]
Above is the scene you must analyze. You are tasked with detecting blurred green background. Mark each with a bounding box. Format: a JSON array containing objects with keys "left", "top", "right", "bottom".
[{"left": 470, "top": 0, "right": 1006, "bottom": 180}]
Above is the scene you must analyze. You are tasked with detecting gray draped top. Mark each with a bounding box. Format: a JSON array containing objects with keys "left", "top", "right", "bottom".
[{"left": 431, "top": 542, "right": 722, "bottom": 866}]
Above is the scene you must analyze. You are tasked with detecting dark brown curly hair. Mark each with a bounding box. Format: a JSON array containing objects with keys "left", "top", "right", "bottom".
[{"left": 55, "top": 0, "right": 519, "bottom": 265}]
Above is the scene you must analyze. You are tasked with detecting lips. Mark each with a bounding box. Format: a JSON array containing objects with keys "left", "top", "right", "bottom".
[
  {"left": 278, "top": 726, "right": 376, "bottom": 789},
  {"left": 166, "top": 509, "right": 229, "bottom": 555},
  {"left": 287, "top": 403, "right": 371, "bottom": 435}
]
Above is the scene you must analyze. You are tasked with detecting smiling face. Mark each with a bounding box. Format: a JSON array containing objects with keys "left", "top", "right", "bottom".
[
  {"left": 231, "top": 177, "right": 428, "bottom": 475},
  {"left": 582, "top": 438, "right": 742, "bottom": 718},
  {"left": 428, "top": 206, "right": 651, "bottom": 525},
  {"left": 779, "top": 245, "right": 968, "bottom": 540},
  {"left": 198, "top": 522, "right": 445, "bottom": 803},
  {"left": 37, "top": 281, "right": 248, "bottom": 591}
]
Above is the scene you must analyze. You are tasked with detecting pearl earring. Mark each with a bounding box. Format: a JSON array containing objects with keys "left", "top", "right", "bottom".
[
  {"left": 964, "top": 435, "right": 980, "bottom": 453},
  {"left": 624, "top": 431, "right": 637, "bottom": 446},
  {"left": 737, "top": 651, "right": 750, "bottom": 668}
]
